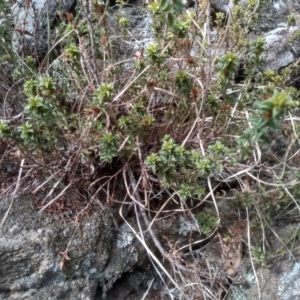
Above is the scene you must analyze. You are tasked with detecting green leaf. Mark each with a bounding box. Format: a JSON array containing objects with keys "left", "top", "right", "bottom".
[{"left": 160, "top": 0, "right": 172, "bottom": 12}]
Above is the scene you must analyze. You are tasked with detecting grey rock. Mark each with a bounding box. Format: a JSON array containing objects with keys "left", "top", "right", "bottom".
[
  {"left": 96, "top": 215, "right": 176, "bottom": 298},
  {"left": 253, "top": 0, "right": 289, "bottom": 33},
  {"left": 211, "top": 0, "right": 300, "bottom": 70},
  {"left": 228, "top": 253, "right": 300, "bottom": 300},
  {"left": 226, "top": 222, "right": 300, "bottom": 300},
  {"left": 94, "top": 270, "right": 145, "bottom": 300},
  {"left": 249, "top": 0, "right": 300, "bottom": 70},
  {"left": 0, "top": 196, "right": 113, "bottom": 299},
  {"left": 212, "top": 0, "right": 230, "bottom": 14},
  {"left": 12, "top": 0, "right": 77, "bottom": 57},
  {"left": 262, "top": 24, "right": 298, "bottom": 70},
  {"left": 0, "top": 191, "right": 157, "bottom": 300},
  {"left": 108, "top": 1, "right": 153, "bottom": 60}
]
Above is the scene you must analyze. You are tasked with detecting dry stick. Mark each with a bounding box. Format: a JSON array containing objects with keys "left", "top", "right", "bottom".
[
  {"left": 0, "top": 167, "right": 33, "bottom": 197},
  {"left": 207, "top": 177, "right": 220, "bottom": 219},
  {"left": 86, "top": 0, "right": 99, "bottom": 84},
  {"left": 89, "top": 173, "right": 120, "bottom": 190},
  {"left": 42, "top": 179, "right": 61, "bottom": 204},
  {"left": 200, "top": 137, "right": 220, "bottom": 221},
  {"left": 246, "top": 207, "right": 261, "bottom": 299},
  {"left": 244, "top": 109, "right": 261, "bottom": 164},
  {"left": 88, "top": 168, "right": 126, "bottom": 209},
  {"left": 2, "top": 79, "right": 25, "bottom": 120},
  {"left": 203, "top": 0, "right": 217, "bottom": 117},
  {"left": 181, "top": 75, "right": 205, "bottom": 147},
  {"left": 122, "top": 171, "right": 148, "bottom": 210},
  {"left": 122, "top": 170, "right": 172, "bottom": 295},
  {"left": 254, "top": 203, "right": 268, "bottom": 253},
  {"left": 39, "top": 18, "right": 84, "bottom": 69},
  {"left": 136, "top": 137, "right": 149, "bottom": 208},
  {"left": 123, "top": 164, "right": 199, "bottom": 216},
  {"left": 202, "top": 282, "right": 217, "bottom": 300},
  {"left": 123, "top": 165, "right": 193, "bottom": 290},
  {"left": 185, "top": 10, "right": 206, "bottom": 54},
  {"left": 38, "top": 182, "right": 72, "bottom": 214},
  {"left": 278, "top": 111, "right": 299, "bottom": 180},
  {"left": 283, "top": 187, "right": 300, "bottom": 215},
  {"left": 276, "top": 148, "right": 300, "bottom": 169},
  {"left": 174, "top": 219, "right": 220, "bottom": 256},
  {"left": 260, "top": 213, "right": 295, "bottom": 260},
  {"left": 37, "top": 120, "right": 94, "bottom": 208},
  {"left": 214, "top": 0, "right": 233, "bottom": 62},
  {"left": 146, "top": 193, "right": 179, "bottom": 231},
  {"left": 278, "top": 137, "right": 296, "bottom": 180},
  {"left": 246, "top": 171, "right": 298, "bottom": 188},
  {"left": 141, "top": 278, "right": 154, "bottom": 300},
  {"left": 153, "top": 87, "right": 181, "bottom": 99},
  {"left": 217, "top": 165, "right": 257, "bottom": 182},
  {"left": 125, "top": 24, "right": 147, "bottom": 50},
  {"left": 224, "top": 86, "right": 243, "bottom": 133},
  {"left": 32, "top": 170, "right": 60, "bottom": 194},
  {"left": 119, "top": 202, "right": 184, "bottom": 295},
  {"left": 78, "top": 40, "right": 96, "bottom": 90},
  {"left": 118, "top": 136, "right": 130, "bottom": 153},
  {"left": 186, "top": 3, "right": 204, "bottom": 54},
  {"left": 159, "top": 181, "right": 223, "bottom": 255},
  {"left": 0, "top": 159, "right": 25, "bottom": 230},
  {"left": 113, "top": 65, "right": 150, "bottom": 102},
  {"left": 58, "top": 223, "right": 80, "bottom": 267},
  {"left": 132, "top": 183, "right": 146, "bottom": 242}
]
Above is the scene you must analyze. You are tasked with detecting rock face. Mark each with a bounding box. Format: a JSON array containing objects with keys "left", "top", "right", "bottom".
[
  {"left": 253, "top": 0, "right": 300, "bottom": 71},
  {"left": 237, "top": 259, "right": 300, "bottom": 300},
  {"left": 227, "top": 222, "right": 300, "bottom": 300},
  {"left": 11, "top": 0, "right": 300, "bottom": 70},
  {"left": 12, "top": 0, "right": 77, "bottom": 57},
  {"left": 210, "top": 0, "right": 300, "bottom": 71},
  {"left": 0, "top": 193, "right": 180, "bottom": 299},
  {"left": 0, "top": 196, "right": 112, "bottom": 299},
  {"left": 0, "top": 194, "right": 153, "bottom": 299}
]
